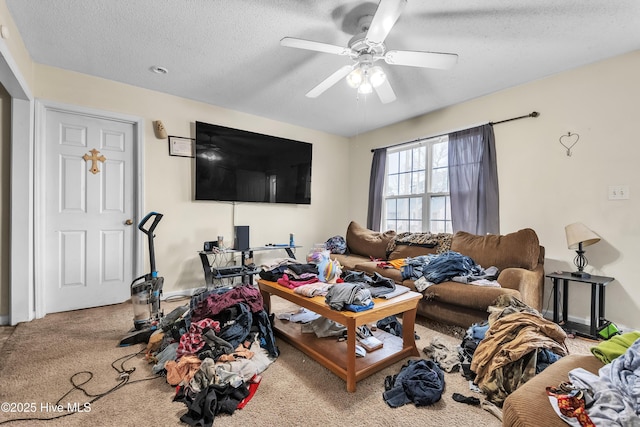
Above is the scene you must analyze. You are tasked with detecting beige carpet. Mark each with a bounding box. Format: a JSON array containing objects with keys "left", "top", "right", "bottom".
[{"left": 0, "top": 296, "right": 593, "bottom": 427}]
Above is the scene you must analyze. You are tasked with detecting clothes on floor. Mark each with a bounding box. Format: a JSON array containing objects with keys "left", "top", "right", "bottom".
[
  {"left": 452, "top": 392, "right": 481, "bottom": 406},
  {"left": 191, "top": 284, "right": 264, "bottom": 322},
  {"left": 165, "top": 355, "right": 202, "bottom": 386},
  {"left": 383, "top": 359, "right": 445, "bottom": 407},
  {"left": 174, "top": 381, "right": 250, "bottom": 427},
  {"left": 471, "top": 310, "right": 568, "bottom": 406},
  {"left": 422, "top": 336, "right": 461, "bottom": 373},
  {"left": 176, "top": 318, "right": 221, "bottom": 359}
]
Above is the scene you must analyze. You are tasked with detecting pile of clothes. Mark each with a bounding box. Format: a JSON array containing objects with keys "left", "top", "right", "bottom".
[
  {"left": 417, "top": 295, "right": 569, "bottom": 416},
  {"left": 547, "top": 332, "right": 640, "bottom": 426},
  {"left": 401, "top": 250, "right": 500, "bottom": 289},
  {"left": 146, "top": 285, "right": 279, "bottom": 427},
  {"left": 259, "top": 258, "right": 404, "bottom": 313}
]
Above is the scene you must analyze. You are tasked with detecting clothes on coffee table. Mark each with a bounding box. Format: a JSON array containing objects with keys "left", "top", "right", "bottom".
[
  {"left": 383, "top": 359, "right": 445, "bottom": 407},
  {"left": 325, "top": 282, "right": 372, "bottom": 311},
  {"left": 341, "top": 270, "right": 397, "bottom": 298},
  {"left": 258, "top": 260, "right": 319, "bottom": 282},
  {"left": 344, "top": 301, "right": 374, "bottom": 312},
  {"left": 276, "top": 273, "right": 319, "bottom": 289},
  {"left": 293, "top": 282, "right": 332, "bottom": 297}
]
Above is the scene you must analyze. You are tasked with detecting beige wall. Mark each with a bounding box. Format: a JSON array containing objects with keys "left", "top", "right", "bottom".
[
  {"left": 30, "top": 64, "right": 351, "bottom": 297},
  {"left": 348, "top": 50, "right": 640, "bottom": 330}
]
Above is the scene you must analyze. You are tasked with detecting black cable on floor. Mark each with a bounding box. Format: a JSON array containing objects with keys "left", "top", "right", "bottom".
[{"left": 0, "top": 347, "right": 162, "bottom": 424}]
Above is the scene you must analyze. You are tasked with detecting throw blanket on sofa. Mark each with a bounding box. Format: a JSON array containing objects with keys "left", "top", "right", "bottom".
[
  {"left": 564, "top": 337, "right": 640, "bottom": 426},
  {"left": 386, "top": 232, "right": 452, "bottom": 256}
]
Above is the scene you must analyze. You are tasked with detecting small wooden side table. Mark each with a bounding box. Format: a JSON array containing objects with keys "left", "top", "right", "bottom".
[{"left": 546, "top": 272, "right": 614, "bottom": 339}]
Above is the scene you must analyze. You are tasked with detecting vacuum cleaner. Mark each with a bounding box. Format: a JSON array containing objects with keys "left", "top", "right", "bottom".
[{"left": 119, "top": 212, "right": 165, "bottom": 346}]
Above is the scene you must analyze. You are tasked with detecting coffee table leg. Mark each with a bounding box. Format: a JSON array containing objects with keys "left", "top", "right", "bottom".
[
  {"left": 346, "top": 318, "right": 357, "bottom": 392},
  {"left": 260, "top": 290, "right": 272, "bottom": 314},
  {"left": 402, "top": 307, "right": 420, "bottom": 357}
]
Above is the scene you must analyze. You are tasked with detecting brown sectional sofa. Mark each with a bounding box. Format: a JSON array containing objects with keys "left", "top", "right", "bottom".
[
  {"left": 502, "top": 354, "right": 604, "bottom": 426},
  {"left": 331, "top": 221, "right": 545, "bottom": 328}
]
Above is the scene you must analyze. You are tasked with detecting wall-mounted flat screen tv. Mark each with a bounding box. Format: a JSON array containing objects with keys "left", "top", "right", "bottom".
[{"left": 195, "top": 121, "right": 312, "bottom": 204}]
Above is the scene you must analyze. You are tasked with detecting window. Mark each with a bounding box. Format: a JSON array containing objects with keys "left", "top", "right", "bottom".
[{"left": 383, "top": 136, "right": 452, "bottom": 233}]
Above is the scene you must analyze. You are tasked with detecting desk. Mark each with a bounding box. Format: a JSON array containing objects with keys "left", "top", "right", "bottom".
[
  {"left": 199, "top": 246, "right": 299, "bottom": 286},
  {"left": 546, "top": 272, "right": 614, "bottom": 339}
]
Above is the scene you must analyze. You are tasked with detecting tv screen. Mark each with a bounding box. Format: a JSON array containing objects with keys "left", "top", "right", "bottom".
[{"left": 195, "top": 121, "right": 312, "bottom": 204}]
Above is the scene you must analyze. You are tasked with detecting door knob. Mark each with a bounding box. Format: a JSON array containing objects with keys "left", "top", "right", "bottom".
[{"left": 125, "top": 219, "right": 134, "bottom": 225}]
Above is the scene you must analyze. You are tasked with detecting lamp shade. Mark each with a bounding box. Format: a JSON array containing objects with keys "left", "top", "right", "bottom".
[{"left": 565, "top": 222, "right": 600, "bottom": 249}]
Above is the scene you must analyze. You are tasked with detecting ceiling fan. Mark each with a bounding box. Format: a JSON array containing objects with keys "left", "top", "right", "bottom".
[{"left": 281, "top": 0, "right": 458, "bottom": 104}]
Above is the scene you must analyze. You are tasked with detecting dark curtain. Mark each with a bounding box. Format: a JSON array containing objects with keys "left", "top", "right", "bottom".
[
  {"left": 367, "top": 148, "right": 387, "bottom": 231},
  {"left": 448, "top": 124, "right": 499, "bottom": 235}
]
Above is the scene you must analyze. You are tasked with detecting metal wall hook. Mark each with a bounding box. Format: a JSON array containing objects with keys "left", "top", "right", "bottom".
[{"left": 559, "top": 132, "right": 579, "bottom": 156}]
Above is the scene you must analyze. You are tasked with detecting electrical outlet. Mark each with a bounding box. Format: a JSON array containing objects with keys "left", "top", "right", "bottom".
[{"left": 608, "top": 185, "right": 630, "bottom": 200}]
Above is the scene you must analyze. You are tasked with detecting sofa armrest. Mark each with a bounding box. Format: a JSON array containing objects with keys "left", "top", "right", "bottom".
[{"left": 497, "top": 264, "right": 544, "bottom": 311}]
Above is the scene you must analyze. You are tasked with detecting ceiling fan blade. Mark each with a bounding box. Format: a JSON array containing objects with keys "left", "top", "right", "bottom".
[
  {"left": 365, "top": 0, "right": 407, "bottom": 45},
  {"left": 384, "top": 50, "right": 458, "bottom": 69},
  {"left": 374, "top": 78, "right": 396, "bottom": 104},
  {"left": 305, "top": 65, "right": 355, "bottom": 98},
  {"left": 280, "top": 37, "right": 351, "bottom": 56}
]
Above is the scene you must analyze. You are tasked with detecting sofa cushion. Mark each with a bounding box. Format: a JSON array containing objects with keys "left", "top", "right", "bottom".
[
  {"left": 330, "top": 253, "right": 370, "bottom": 271},
  {"left": 350, "top": 261, "right": 404, "bottom": 283},
  {"left": 450, "top": 228, "right": 540, "bottom": 271},
  {"left": 345, "top": 221, "right": 396, "bottom": 260},
  {"left": 387, "top": 243, "right": 439, "bottom": 260},
  {"left": 420, "top": 281, "right": 521, "bottom": 311}
]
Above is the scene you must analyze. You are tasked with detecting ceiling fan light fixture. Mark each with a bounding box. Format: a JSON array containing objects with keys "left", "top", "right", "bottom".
[
  {"left": 346, "top": 67, "right": 364, "bottom": 88},
  {"left": 369, "top": 66, "right": 386, "bottom": 87},
  {"left": 357, "top": 78, "right": 373, "bottom": 94}
]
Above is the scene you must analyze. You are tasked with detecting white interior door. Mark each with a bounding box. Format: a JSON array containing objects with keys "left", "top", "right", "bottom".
[{"left": 43, "top": 107, "right": 137, "bottom": 313}]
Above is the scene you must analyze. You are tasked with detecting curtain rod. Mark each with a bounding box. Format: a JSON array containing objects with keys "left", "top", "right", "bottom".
[{"left": 371, "top": 111, "right": 540, "bottom": 152}]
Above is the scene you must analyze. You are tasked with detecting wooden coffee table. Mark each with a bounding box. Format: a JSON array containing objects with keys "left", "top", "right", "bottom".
[{"left": 258, "top": 279, "right": 421, "bottom": 392}]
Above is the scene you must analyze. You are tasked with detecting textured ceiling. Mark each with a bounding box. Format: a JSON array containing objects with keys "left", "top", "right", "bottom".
[{"left": 6, "top": 0, "right": 640, "bottom": 137}]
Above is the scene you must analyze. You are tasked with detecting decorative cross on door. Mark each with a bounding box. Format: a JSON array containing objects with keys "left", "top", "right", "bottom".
[{"left": 83, "top": 148, "right": 106, "bottom": 174}]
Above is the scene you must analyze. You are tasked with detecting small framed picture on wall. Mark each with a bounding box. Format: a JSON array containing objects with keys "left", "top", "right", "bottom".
[{"left": 168, "top": 136, "right": 195, "bottom": 157}]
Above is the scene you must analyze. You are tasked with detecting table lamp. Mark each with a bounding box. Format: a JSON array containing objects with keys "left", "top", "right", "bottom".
[{"left": 565, "top": 222, "right": 601, "bottom": 279}]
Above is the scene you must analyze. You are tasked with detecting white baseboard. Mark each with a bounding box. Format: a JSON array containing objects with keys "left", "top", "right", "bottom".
[
  {"left": 0, "top": 314, "right": 9, "bottom": 326},
  {"left": 543, "top": 311, "right": 631, "bottom": 334},
  {"left": 161, "top": 286, "right": 206, "bottom": 302}
]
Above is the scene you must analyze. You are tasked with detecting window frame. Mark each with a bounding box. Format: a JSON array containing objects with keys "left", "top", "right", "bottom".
[{"left": 382, "top": 135, "right": 452, "bottom": 233}]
